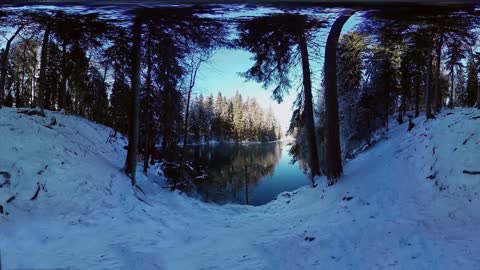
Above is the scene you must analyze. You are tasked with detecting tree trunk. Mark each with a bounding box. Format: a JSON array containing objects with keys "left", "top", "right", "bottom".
[
  {"left": 15, "top": 79, "right": 21, "bottom": 107},
  {"left": 181, "top": 87, "right": 193, "bottom": 159},
  {"left": 425, "top": 48, "right": 433, "bottom": 119},
  {"left": 398, "top": 82, "right": 408, "bottom": 123},
  {"left": 415, "top": 70, "right": 420, "bottom": 117},
  {"left": 32, "top": 65, "right": 36, "bottom": 107},
  {"left": 324, "top": 13, "right": 352, "bottom": 183},
  {"left": 144, "top": 29, "right": 152, "bottom": 175},
  {"left": 298, "top": 32, "right": 320, "bottom": 177},
  {"left": 21, "top": 41, "right": 27, "bottom": 107},
  {"left": 475, "top": 83, "right": 480, "bottom": 109},
  {"left": 179, "top": 58, "right": 201, "bottom": 184},
  {"left": 143, "top": 136, "right": 149, "bottom": 174},
  {"left": 59, "top": 41, "right": 68, "bottom": 111},
  {"left": 37, "top": 23, "right": 51, "bottom": 115},
  {"left": 433, "top": 34, "right": 443, "bottom": 113},
  {"left": 449, "top": 63, "right": 455, "bottom": 109},
  {"left": 125, "top": 15, "right": 142, "bottom": 186},
  {"left": 0, "top": 26, "right": 23, "bottom": 108},
  {"left": 384, "top": 73, "right": 389, "bottom": 130}
]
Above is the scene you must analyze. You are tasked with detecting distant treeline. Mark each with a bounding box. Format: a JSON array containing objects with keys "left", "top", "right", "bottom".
[{"left": 187, "top": 92, "right": 282, "bottom": 144}]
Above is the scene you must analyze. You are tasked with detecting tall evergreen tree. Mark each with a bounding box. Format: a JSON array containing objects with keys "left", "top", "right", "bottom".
[
  {"left": 324, "top": 12, "right": 353, "bottom": 183},
  {"left": 466, "top": 56, "right": 479, "bottom": 107},
  {"left": 238, "top": 13, "right": 325, "bottom": 177}
]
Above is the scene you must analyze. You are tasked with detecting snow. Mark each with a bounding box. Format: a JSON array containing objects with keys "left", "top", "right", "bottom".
[{"left": 0, "top": 107, "right": 479, "bottom": 269}]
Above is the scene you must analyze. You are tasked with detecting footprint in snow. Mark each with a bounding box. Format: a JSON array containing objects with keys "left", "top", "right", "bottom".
[{"left": 304, "top": 236, "right": 316, "bottom": 242}]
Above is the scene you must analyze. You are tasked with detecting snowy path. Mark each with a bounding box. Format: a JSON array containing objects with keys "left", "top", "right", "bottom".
[{"left": 0, "top": 107, "right": 479, "bottom": 269}]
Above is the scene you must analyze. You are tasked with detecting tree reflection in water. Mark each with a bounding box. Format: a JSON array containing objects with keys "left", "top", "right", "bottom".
[{"left": 178, "top": 142, "right": 309, "bottom": 205}]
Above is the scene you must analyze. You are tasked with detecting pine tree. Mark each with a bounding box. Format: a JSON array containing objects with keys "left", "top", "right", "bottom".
[
  {"left": 466, "top": 57, "right": 478, "bottom": 107},
  {"left": 445, "top": 39, "right": 466, "bottom": 108},
  {"left": 238, "top": 13, "right": 325, "bottom": 176},
  {"left": 337, "top": 31, "right": 367, "bottom": 156},
  {"left": 455, "top": 66, "right": 468, "bottom": 106},
  {"left": 324, "top": 13, "right": 353, "bottom": 183},
  {"left": 213, "top": 92, "right": 224, "bottom": 142},
  {"left": 232, "top": 92, "right": 244, "bottom": 142},
  {"left": 204, "top": 94, "right": 215, "bottom": 142}
]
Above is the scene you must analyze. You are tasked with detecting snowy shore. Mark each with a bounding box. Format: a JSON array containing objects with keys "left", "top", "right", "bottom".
[{"left": 0, "top": 107, "right": 479, "bottom": 269}]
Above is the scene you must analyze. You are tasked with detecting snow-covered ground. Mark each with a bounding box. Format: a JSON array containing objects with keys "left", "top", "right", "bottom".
[{"left": 0, "top": 107, "right": 479, "bottom": 270}]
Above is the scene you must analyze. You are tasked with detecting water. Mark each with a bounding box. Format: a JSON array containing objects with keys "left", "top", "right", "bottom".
[{"left": 184, "top": 141, "right": 312, "bottom": 206}]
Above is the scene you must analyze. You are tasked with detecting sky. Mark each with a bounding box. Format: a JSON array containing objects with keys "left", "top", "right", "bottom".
[
  {"left": 195, "top": 49, "right": 296, "bottom": 133},
  {"left": 194, "top": 14, "right": 362, "bottom": 133},
  {"left": 0, "top": 7, "right": 362, "bottom": 134}
]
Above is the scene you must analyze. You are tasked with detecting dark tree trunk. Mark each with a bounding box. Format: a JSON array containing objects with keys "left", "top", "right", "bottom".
[
  {"left": 37, "top": 23, "right": 51, "bottom": 115},
  {"left": 299, "top": 32, "right": 320, "bottom": 177},
  {"left": 181, "top": 87, "right": 193, "bottom": 160},
  {"left": 384, "top": 74, "right": 389, "bottom": 130},
  {"left": 125, "top": 15, "right": 142, "bottom": 186},
  {"left": 144, "top": 29, "right": 152, "bottom": 175},
  {"left": 475, "top": 83, "right": 480, "bottom": 109},
  {"left": 15, "top": 79, "right": 21, "bottom": 107},
  {"left": 415, "top": 68, "right": 420, "bottom": 118},
  {"left": 398, "top": 84, "right": 408, "bottom": 123},
  {"left": 44, "top": 75, "right": 51, "bottom": 110},
  {"left": 143, "top": 135, "right": 149, "bottom": 174},
  {"left": 425, "top": 48, "right": 434, "bottom": 119},
  {"left": 31, "top": 65, "right": 36, "bottom": 107},
  {"left": 21, "top": 41, "right": 27, "bottom": 107},
  {"left": 433, "top": 34, "right": 443, "bottom": 113},
  {"left": 59, "top": 41, "right": 68, "bottom": 111},
  {"left": 0, "top": 26, "right": 23, "bottom": 108},
  {"left": 324, "top": 13, "right": 352, "bottom": 183},
  {"left": 449, "top": 63, "right": 455, "bottom": 109}
]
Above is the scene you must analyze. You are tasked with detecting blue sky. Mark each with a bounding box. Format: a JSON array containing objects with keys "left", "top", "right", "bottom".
[
  {"left": 194, "top": 13, "right": 362, "bottom": 133},
  {"left": 195, "top": 49, "right": 296, "bottom": 133}
]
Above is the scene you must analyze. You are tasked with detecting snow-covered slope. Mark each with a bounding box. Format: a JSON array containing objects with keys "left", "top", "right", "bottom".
[{"left": 0, "top": 107, "right": 479, "bottom": 270}]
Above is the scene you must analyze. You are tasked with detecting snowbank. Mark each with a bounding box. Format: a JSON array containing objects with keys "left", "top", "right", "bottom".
[{"left": 0, "top": 107, "right": 479, "bottom": 269}]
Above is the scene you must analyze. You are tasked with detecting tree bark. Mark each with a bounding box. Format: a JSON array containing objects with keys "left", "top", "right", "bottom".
[
  {"left": 475, "top": 83, "right": 480, "bottom": 109},
  {"left": 449, "top": 63, "right": 455, "bottom": 108},
  {"left": 425, "top": 48, "right": 434, "bottom": 119},
  {"left": 181, "top": 84, "right": 193, "bottom": 159},
  {"left": 0, "top": 25, "right": 23, "bottom": 108},
  {"left": 324, "top": 13, "right": 352, "bottom": 183},
  {"left": 433, "top": 34, "right": 443, "bottom": 113},
  {"left": 298, "top": 32, "right": 320, "bottom": 177},
  {"left": 21, "top": 40, "right": 27, "bottom": 107},
  {"left": 144, "top": 28, "right": 152, "bottom": 175},
  {"left": 32, "top": 65, "right": 36, "bottom": 107},
  {"left": 125, "top": 15, "right": 142, "bottom": 186},
  {"left": 59, "top": 41, "right": 68, "bottom": 111},
  {"left": 399, "top": 77, "right": 408, "bottom": 121},
  {"left": 37, "top": 23, "right": 51, "bottom": 115},
  {"left": 415, "top": 69, "right": 420, "bottom": 117}
]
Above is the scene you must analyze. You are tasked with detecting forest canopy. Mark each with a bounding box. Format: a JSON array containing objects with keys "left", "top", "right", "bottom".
[{"left": 0, "top": 4, "right": 478, "bottom": 185}]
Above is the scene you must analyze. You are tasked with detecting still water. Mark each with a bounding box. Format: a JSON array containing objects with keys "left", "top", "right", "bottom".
[{"left": 184, "top": 141, "right": 311, "bottom": 206}]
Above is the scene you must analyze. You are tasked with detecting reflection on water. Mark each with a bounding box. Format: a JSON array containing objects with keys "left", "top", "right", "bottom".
[{"left": 184, "top": 142, "right": 311, "bottom": 206}]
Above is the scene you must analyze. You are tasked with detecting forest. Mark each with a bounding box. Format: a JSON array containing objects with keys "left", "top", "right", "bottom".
[
  {"left": 0, "top": 1, "right": 479, "bottom": 269},
  {"left": 0, "top": 5, "right": 477, "bottom": 187},
  {"left": 186, "top": 92, "right": 282, "bottom": 144}
]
